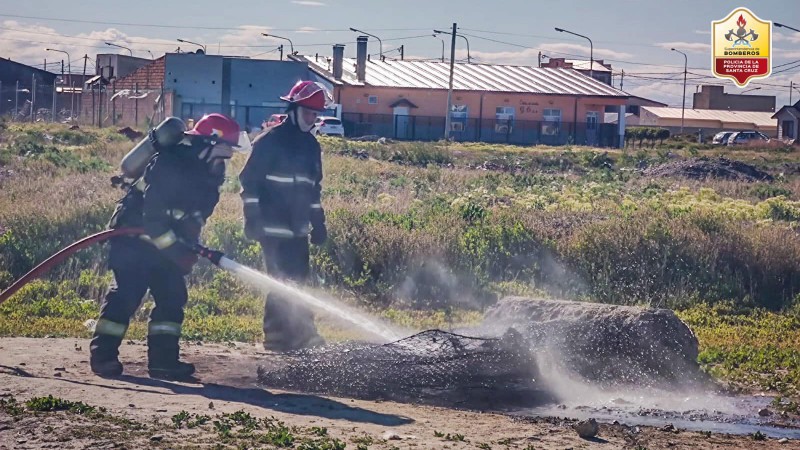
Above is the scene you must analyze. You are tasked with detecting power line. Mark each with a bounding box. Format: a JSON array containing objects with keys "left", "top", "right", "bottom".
[{"left": 0, "top": 13, "right": 434, "bottom": 32}]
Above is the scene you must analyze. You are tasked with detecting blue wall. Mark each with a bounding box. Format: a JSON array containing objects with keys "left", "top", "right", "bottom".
[
  {"left": 165, "top": 53, "right": 224, "bottom": 104},
  {"left": 228, "top": 59, "right": 307, "bottom": 107},
  {"left": 163, "top": 54, "right": 311, "bottom": 131}
]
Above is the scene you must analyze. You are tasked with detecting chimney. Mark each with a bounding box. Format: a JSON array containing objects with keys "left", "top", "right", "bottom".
[
  {"left": 356, "top": 35, "right": 368, "bottom": 82},
  {"left": 332, "top": 44, "right": 344, "bottom": 80}
]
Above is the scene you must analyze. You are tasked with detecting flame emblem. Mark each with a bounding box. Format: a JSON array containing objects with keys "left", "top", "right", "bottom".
[{"left": 737, "top": 15, "right": 747, "bottom": 28}]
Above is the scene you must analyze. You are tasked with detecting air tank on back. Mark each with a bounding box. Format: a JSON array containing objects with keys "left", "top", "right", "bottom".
[{"left": 120, "top": 117, "right": 187, "bottom": 179}]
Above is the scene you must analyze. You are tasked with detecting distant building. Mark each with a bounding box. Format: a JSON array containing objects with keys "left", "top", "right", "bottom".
[
  {"left": 605, "top": 93, "right": 667, "bottom": 123},
  {"left": 772, "top": 100, "right": 800, "bottom": 141},
  {"left": 291, "top": 38, "right": 628, "bottom": 147},
  {"left": 540, "top": 58, "right": 613, "bottom": 86},
  {"left": 629, "top": 106, "right": 777, "bottom": 136},
  {"left": 693, "top": 85, "right": 775, "bottom": 113},
  {"left": 80, "top": 52, "right": 311, "bottom": 131},
  {"left": 0, "top": 58, "right": 56, "bottom": 117}
]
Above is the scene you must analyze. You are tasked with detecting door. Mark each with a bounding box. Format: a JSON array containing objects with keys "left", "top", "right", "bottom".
[
  {"left": 393, "top": 106, "right": 412, "bottom": 140},
  {"left": 586, "top": 111, "right": 598, "bottom": 146}
]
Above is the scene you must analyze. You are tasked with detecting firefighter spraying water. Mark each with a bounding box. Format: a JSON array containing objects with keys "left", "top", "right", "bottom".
[{"left": 0, "top": 81, "right": 403, "bottom": 380}]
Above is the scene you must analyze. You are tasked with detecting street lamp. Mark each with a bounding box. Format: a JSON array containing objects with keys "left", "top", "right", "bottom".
[
  {"left": 433, "top": 34, "right": 445, "bottom": 62},
  {"left": 555, "top": 27, "right": 593, "bottom": 79},
  {"left": 45, "top": 48, "right": 71, "bottom": 75},
  {"left": 105, "top": 42, "right": 133, "bottom": 56},
  {"left": 176, "top": 39, "right": 207, "bottom": 54},
  {"left": 262, "top": 33, "right": 294, "bottom": 57},
  {"left": 671, "top": 48, "right": 688, "bottom": 133},
  {"left": 147, "top": 50, "right": 155, "bottom": 59},
  {"left": 350, "top": 27, "right": 383, "bottom": 59},
  {"left": 742, "top": 87, "right": 762, "bottom": 94},
  {"left": 775, "top": 22, "right": 800, "bottom": 33},
  {"left": 434, "top": 29, "right": 470, "bottom": 63}
]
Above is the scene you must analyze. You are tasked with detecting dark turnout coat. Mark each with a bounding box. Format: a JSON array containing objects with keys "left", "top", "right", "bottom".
[{"left": 238, "top": 122, "right": 325, "bottom": 239}]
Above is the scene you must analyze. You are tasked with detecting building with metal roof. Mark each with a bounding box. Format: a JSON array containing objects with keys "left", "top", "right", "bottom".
[
  {"left": 772, "top": 100, "right": 800, "bottom": 142},
  {"left": 293, "top": 37, "right": 628, "bottom": 146},
  {"left": 631, "top": 106, "right": 777, "bottom": 136},
  {"left": 540, "top": 58, "right": 613, "bottom": 85}
]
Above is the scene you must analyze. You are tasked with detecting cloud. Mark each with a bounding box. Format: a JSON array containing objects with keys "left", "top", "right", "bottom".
[
  {"left": 655, "top": 41, "right": 711, "bottom": 53},
  {"left": 295, "top": 27, "right": 319, "bottom": 34},
  {"left": 540, "top": 42, "right": 634, "bottom": 60},
  {"left": 694, "top": 30, "right": 712, "bottom": 35},
  {"left": 774, "top": 31, "right": 800, "bottom": 45},
  {"left": 0, "top": 21, "right": 282, "bottom": 70},
  {"left": 464, "top": 42, "right": 633, "bottom": 65},
  {"left": 291, "top": 0, "right": 326, "bottom": 5}
]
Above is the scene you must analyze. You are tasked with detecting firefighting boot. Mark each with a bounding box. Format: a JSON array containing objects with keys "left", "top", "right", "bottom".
[
  {"left": 147, "top": 334, "right": 196, "bottom": 381},
  {"left": 89, "top": 333, "right": 124, "bottom": 377}
]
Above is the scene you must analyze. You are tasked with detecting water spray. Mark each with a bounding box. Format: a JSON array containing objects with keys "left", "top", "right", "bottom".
[
  {"left": 0, "top": 229, "right": 401, "bottom": 342},
  {"left": 193, "top": 243, "right": 402, "bottom": 342}
]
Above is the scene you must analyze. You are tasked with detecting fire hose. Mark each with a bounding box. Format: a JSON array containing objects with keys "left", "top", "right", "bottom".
[{"left": 0, "top": 228, "right": 225, "bottom": 305}]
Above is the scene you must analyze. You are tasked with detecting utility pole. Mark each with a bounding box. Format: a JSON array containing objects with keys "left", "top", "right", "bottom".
[
  {"left": 791, "top": 81, "right": 794, "bottom": 105},
  {"left": 14, "top": 81, "right": 19, "bottom": 119},
  {"left": 538, "top": 51, "right": 541, "bottom": 68},
  {"left": 81, "top": 54, "right": 88, "bottom": 124},
  {"left": 620, "top": 69, "right": 624, "bottom": 90},
  {"left": 279, "top": 44, "right": 284, "bottom": 61},
  {"left": 444, "top": 22, "right": 457, "bottom": 140},
  {"left": 671, "top": 48, "right": 688, "bottom": 133},
  {"left": 400, "top": 45, "right": 404, "bottom": 60},
  {"left": 52, "top": 79, "right": 57, "bottom": 122}
]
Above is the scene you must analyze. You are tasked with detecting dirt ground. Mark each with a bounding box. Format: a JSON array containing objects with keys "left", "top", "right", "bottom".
[{"left": 0, "top": 338, "right": 794, "bottom": 449}]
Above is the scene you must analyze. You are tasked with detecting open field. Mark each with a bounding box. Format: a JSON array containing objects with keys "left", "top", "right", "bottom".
[{"left": 1, "top": 120, "right": 800, "bottom": 446}]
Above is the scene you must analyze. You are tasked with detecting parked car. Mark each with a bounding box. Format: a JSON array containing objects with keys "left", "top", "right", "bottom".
[
  {"left": 262, "top": 113, "right": 287, "bottom": 130},
  {"left": 313, "top": 116, "right": 345, "bottom": 137},
  {"left": 726, "top": 130, "right": 770, "bottom": 146},
  {"left": 712, "top": 131, "right": 734, "bottom": 145}
]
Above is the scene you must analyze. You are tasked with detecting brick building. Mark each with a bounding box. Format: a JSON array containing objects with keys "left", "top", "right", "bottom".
[{"left": 291, "top": 38, "right": 628, "bottom": 147}]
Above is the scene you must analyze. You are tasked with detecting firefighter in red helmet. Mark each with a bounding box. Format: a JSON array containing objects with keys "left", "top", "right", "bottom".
[
  {"left": 239, "top": 80, "right": 333, "bottom": 352},
  {"left": 91, "top": 113, "right": 242, "bottom": 379}
]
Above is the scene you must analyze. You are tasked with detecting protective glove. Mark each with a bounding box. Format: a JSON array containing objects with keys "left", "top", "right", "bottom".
[
  {"left": 174, "top": 252, "right": 198, "bottom": 276},
  {"left": 310, "top": 222, "right": 327, "bottom": 246},
  {"left": 244, "top": 216, "right": 265, "bottom": 241}
]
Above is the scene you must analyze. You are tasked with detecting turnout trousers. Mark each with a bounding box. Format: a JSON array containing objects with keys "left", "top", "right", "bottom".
[
  {"left": 90, "top": 238, "right": 188, "bottom": 367},
  {"left": 259, "top": 236, "right": 323, "bottom": 351}
]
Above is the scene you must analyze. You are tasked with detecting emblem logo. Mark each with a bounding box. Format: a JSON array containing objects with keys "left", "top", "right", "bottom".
[{"left": 712, "top": 7, "right": 772, "bottom": 87}]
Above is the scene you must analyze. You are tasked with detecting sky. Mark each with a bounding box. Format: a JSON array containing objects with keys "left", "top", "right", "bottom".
[{"left": 1, "top": 0, "right": 799, "bottom": 107}]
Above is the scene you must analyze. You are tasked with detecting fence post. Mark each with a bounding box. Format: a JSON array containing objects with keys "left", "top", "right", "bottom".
[
  {"left": 134, "top": 82, "right": 139, "bottom": 127},
  {"left": 70, "top": 81, "right": 75, "bottom": 123},
  {"left": 52, "top": 79, "right": 57, "bottom": 123},
  {"left": 98, "top": 83, "right": 103, "bottom": 128},
  {"left": 31, "top": 74, "right": 36, "bottom": 123},
  {"left": 111, "top": 80, "right": 116, "bottom": 126}
]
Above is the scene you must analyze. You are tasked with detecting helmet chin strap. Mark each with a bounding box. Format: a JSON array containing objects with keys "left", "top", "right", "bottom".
[{"left": 289, "top": 107, "right": 316, "bottom": 133}]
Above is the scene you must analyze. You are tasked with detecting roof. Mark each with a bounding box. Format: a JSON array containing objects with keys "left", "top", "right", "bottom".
[
  {"left": 0, "top": 57, "right": 56, "bottom": 80},
  {"left": 296, "top": 56, "right": 626, "bottom": 97},
  {"left": 772, "top": 106, "right": 800, "bottom": 120},
  {"left": 642, "top": 106, "right": 776, "bottom": 127},
  {"left": 562, "top": 59, "right": 612, "bottom": 73},
  {"left": 113, "top": 56, "right": 165, "bottom": 90},
  {"left": 622, "top": 92, "right": 668, "bottom": 107}
]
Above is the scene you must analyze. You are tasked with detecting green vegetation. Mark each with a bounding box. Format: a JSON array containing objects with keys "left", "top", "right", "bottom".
[
  {"left": 2, "top": 395, "right": 353, "bottom": 448},
  {"left": 1, "top": 122, "right": 799, "bottom": 400}
]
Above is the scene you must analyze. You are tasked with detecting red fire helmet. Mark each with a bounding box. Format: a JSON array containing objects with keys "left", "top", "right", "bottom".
[
  {"left": 184, "top": 113, "right": 241, "bottom": 146},
  {"left": 280, "top": 80, "right": 334, "bottom": 112}
]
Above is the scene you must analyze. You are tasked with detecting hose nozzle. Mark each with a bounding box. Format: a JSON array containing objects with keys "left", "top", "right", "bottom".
[{"left": 194, "top": 244, "right": 224, "bottom": 266}]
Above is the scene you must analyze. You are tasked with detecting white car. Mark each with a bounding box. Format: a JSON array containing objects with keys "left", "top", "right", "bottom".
[{"left": 313, "top": 116, "right": 345, "bottom": 137}]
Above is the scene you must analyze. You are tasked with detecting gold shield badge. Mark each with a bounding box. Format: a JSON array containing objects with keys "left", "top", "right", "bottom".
[{"left": 712, "top": 7, "right": 772, "bottom": 87}]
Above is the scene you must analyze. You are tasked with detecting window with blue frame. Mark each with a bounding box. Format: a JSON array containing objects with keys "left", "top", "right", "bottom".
[
  {"left": 450, "top": 104, "right": 468, "bottom": 132},
  {"left": 495, "top": 106, "right": 515, "bottom": 133},
  {"left": 542, "top": 108, "right": 561, "bottom": 136}
]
